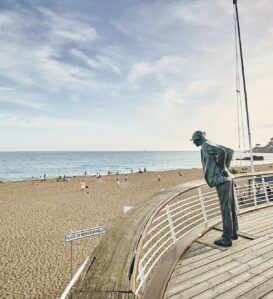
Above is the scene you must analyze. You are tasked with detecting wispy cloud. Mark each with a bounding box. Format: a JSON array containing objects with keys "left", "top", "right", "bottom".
[
  {"left": 128, "top": 55, "right": 185, "bottom": 83},
  {"left": 37, "top": 6, "right": 97, "bottom": 44},
  {"left": 0, "top": 114, "right": 111, "bottom": 130},
  {"left": 70, "top": 49, "right": 121, "bottom": 74},
  {"left": 0, "top": 86, "right": 18, "bottom": 92},
  {"left": 0, "top": 94, "right": 47, "bottom": 110}
]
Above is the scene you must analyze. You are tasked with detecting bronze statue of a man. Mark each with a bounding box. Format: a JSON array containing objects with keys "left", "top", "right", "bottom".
[{"left": 191, "top": 131, "right": 238, "bottom": 247}]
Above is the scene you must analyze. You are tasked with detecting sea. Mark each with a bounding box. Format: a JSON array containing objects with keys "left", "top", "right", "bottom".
[{"left": 0, "top": 151, "right": 273, "bottom": 182}]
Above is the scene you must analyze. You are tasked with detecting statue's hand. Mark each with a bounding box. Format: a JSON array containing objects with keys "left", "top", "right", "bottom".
[{"left": 222, "top": 170, "right": 229, "bottom": 177}]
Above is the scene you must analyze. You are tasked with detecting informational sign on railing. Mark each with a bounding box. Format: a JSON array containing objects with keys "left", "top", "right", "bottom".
[
  {"left": 65, "top": 226, "right": 106, "bottom": 242},
  {"left": 65, "top": 226, "right": 107, "bottom": 279}
]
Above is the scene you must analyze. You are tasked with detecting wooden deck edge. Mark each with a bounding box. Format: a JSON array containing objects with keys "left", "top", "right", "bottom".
[{"left": 142, "top": 218, "right": 221, "bottom": 299}]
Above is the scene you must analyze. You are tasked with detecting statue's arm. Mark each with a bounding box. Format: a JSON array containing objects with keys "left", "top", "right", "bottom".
[{"left": 205, "top": 144, "right": 228, "bottom": 173}]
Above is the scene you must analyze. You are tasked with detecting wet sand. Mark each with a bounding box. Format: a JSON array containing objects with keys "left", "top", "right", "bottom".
[{"left": 0, "top": 164, "right": 272, "bottom": 298}]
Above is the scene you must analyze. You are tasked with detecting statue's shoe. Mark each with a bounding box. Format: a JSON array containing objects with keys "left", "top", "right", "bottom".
[
  {"left": 222, "top": 233, "right": 238, "bottom": 240},
  {"left": 231, "top": 233, "right": 238, "bottom": 240},
  {"left": 214, "top": 238, "right": 232, "bottom": 247}
]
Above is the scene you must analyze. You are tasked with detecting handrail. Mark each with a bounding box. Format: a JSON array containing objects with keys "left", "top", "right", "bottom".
[
  {"left": 67, "top": 171, "right": 273, "bottom": 299},
  {"left": 132, "top": 171, "right": 273, "bottom": 298}
]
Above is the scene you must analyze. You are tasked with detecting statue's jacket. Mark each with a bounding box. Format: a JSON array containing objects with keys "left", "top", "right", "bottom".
[{"left": 201, "top": 140, "right": 234, "bottom": 188}]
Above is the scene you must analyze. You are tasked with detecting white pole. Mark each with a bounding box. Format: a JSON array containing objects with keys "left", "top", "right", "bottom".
[
  {"left": 70, "top": 241, "right": 73, "bottom": 279},
  {"left": 60, "top": 257, "right": 89, "bottom": 299}
]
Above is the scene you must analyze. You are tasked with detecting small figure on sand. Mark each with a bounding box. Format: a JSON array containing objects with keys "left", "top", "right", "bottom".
[
  {"left": 124, "top": 175, "right": 128, "bottom": 181},
  {"left": 157, "top": 175, "right": 161, "bottom": 182},
  {"left": 43, "top": 173, "right": 47, "bottom": 181},
  {"left": 80, "top": 180, "right": 86, "bottom": 191},
  {"left": 116, "top": 179, "right": 120, "bottom": 186}
]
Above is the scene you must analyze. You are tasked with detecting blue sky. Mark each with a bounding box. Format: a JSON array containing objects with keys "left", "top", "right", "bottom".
[{"left": 0, "top": 0, "right": 272, "bottom": 150}]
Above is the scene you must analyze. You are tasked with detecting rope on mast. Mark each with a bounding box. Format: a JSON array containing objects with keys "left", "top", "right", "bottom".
[
  {"left": 233, "top": 0, "right": 255, "bottom": 172},
  {"left": 233, "top": 9, "right": 246, "bottom": 165}
]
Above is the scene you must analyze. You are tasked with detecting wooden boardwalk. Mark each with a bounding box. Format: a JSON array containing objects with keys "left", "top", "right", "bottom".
[{"left": 164, "top": 206, "right": 273, "bottom": 299}]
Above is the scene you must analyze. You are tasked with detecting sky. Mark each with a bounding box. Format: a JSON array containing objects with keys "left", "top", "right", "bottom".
[{"left": 0, "top": 0, "right": 272, "bottom": 151}]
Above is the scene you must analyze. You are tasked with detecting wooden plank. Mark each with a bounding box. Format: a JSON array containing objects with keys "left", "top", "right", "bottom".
[
  {"left": 182, "top": 243, "right": 220, "bottom": 259},
  {"left": 167, "top": 240, "right": 273, "bottom": 289},
  {"left": 190, "top": 250, "right": 273, "bottom": 299},
  {"left": 171, "top": 236, "right": 271, "bottom": 278},
  {"left": 237, "top": 210, "right": 273, "bottom": 230},
  {"left": 164, "top": 244, "right": 273, "bottom": 298},
  {"left": 262, "top": 290, "right": 273, "bottom": 299},
  {"left": 246, "top": 219, "right": 273, "bottom": 234},
  {"left": 254, "top": 227, "right": 273, "bottom": 238},
  {"left": 214, "top": 265, "right": 273, "bottom": 299},
  {"left": 238, "top": 278, "right": 273, "bottom": 299}
]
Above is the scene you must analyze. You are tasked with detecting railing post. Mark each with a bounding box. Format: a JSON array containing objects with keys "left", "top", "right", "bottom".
[
  {"left": 252, "top": 178, "right": 257, "bottom": 208},
  {"left": 165, "top": 205, "right": 176, "bottom": 245},
  {"left": 233, "top": 184, "right": 240, "bottom": 213},
  {"left": 198, "top": 187, "right": 207, "bottom": 224},
  {"left": 262, "top": 176, "right": 269, "bottom": 205},
  {"left": 138, "top": 261, "right": 146, "bottom": 291}
]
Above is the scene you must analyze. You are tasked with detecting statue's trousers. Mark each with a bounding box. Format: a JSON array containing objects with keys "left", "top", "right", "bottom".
[{"left": 216, "top": 180, "right": 239, "bottom": 239}]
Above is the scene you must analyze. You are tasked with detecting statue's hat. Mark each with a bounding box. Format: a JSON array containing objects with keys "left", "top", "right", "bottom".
[{"left": 190, "top": 131, "right": 205, "bottom": 141}]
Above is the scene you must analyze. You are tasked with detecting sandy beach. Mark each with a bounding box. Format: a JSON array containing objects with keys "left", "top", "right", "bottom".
[{"left": 1, "top": 164, "right": 273, "bottom": 298}]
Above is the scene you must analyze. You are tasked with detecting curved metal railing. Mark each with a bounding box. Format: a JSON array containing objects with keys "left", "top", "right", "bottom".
[{"left": 132, "top": 171, "right": 273, "bottom": 297}]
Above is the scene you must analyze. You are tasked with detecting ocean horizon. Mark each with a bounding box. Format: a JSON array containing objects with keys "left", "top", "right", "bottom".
[{"left": 1, "top": 150, "right": 273, "bottom": 182}]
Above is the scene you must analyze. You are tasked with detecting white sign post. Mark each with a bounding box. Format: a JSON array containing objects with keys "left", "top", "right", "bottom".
[{"left": 65, "top": 226, "right": 106, "bottom": 278}]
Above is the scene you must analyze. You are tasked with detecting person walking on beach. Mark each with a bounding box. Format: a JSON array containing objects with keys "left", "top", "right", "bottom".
[
  {"left": 191, "top": 130, "right": 238, "bottom": 247},
  {"left": 80, "top": 180, "right": 86, "bottom": 191}
]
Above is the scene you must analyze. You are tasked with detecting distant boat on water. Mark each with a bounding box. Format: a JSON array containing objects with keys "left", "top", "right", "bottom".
[{"left": 253, "top": 137, "right": 273, "bottom": 153}]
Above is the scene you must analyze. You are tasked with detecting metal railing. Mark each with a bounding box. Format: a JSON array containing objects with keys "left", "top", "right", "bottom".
[{"left": 132, "top": 172, "right": 273, "bottom": 296}]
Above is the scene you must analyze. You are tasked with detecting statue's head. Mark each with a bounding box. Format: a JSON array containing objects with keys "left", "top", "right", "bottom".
[{"left": 190, "top": 130, "right": 206, "bottom": 147}]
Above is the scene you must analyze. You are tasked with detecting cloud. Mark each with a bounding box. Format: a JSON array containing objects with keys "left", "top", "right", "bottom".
[
  {"left": 0, "top": 95, "right": 47, "bottom": 110},
  {"left": 37, "top": 6, "right": 97, "bottom": 44},
  {"left": 69, "top": 94, "right": 82, "bottom": 103},
  {"left": 0, "top": 114, "right": 111, "bottom": 130},
  {"left": 0, "top": 14, "right": 12, "bottom": 26},
  {"left": 70, "top": 49, "right": 121, "bottom": 74},
  {"left": 0, "top": 86, "right": 18, "bottom": 92},
  {"left": 127, "top": 55, "right": 185, "bottom": 82}
]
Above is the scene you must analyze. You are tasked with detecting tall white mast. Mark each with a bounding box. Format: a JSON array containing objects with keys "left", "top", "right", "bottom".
[{"left": 233, "top": 0, "right": 254, "bottom": 172}]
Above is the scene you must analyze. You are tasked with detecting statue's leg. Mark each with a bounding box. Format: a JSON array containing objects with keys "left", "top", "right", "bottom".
[
  {"left": 231, "top": 180, "right": 239, "bottom": 235},
  {"left": 216, "top": 181, "right": 233, "bottom": 241}
]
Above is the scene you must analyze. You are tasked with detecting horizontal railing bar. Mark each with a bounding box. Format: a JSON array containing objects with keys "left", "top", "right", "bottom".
[
  {"left": 140, "top": 230, "right": 172, "bottom": 266},
  {"left": 146, "top": 217, "right": 169, "bottom": 237},
  {"left": 167, "top": 201, "right": 200, "bottom": 217},
  {"left": 168, "top": 202, "right": 202, "bottom": 220},
  {"left": 175, "top": 217, "right": 204, "bottom": 234},
  {"left": 143, "top": 224, "right": 170, "bottom": 250},
  {"left": 204, "top": 196, "right": 219, "bottom": 204}
]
